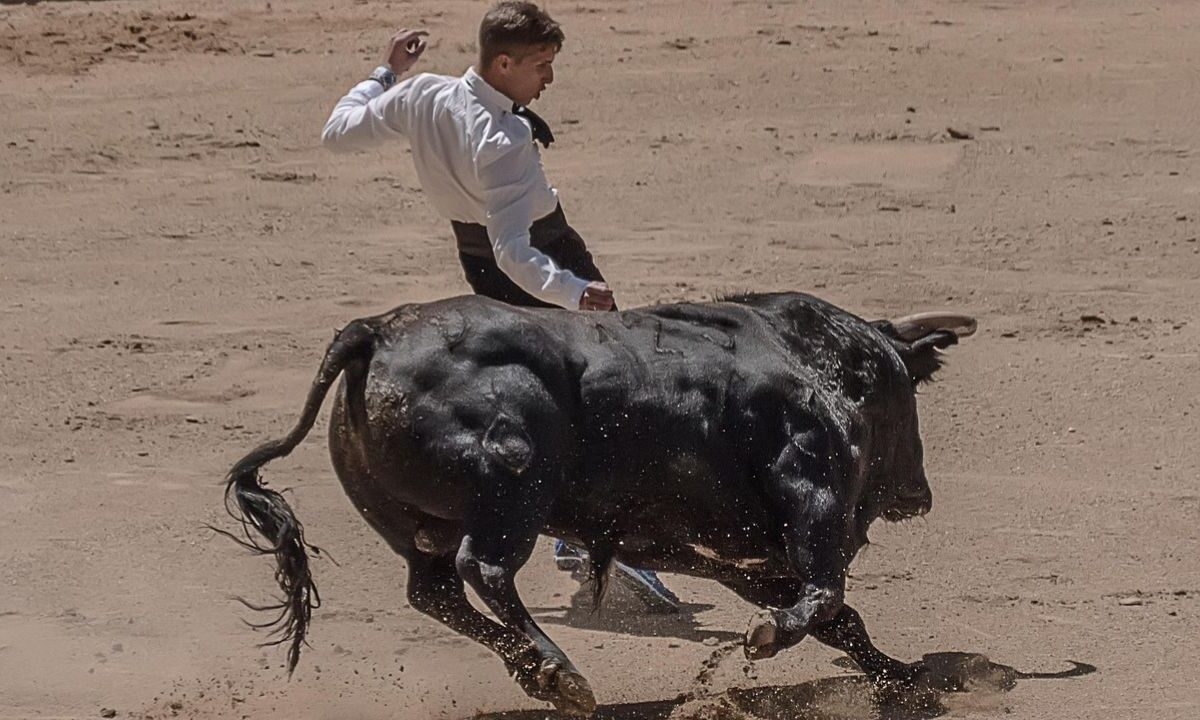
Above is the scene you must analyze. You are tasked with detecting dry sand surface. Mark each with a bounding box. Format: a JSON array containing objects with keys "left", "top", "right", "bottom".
[{"left": 2, "top": 0, "right": 1199, "bottom": 718}]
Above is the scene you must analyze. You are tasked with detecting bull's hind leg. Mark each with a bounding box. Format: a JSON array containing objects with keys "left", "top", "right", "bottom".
[
  {"left": 331, "top": 446, "right": 546, "bottom": 689},
  {"left": 403, "top": 550, "right": 553, "bottom": 683},
  {"left": 454, "top": 464, "right": 595, "bottom": 716},
  {"left": 336, "top": 494, "right": 541, "bottom": 674}
]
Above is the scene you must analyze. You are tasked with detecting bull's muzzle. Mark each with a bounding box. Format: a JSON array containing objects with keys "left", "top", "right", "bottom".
[{"left": 886, "top": 488, "right": 933, "bottom": 521}]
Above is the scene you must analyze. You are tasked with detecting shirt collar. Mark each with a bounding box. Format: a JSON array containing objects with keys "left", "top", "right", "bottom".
[{"left": 463, "top": 67, "right": 514, "bottom": 115}]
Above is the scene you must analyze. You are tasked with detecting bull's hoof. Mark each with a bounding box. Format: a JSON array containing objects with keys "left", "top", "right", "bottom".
[
  {"left": 537, "top": 659, "right": 597, "bottom": 716},
  {"left": 744, "top": 610, "right": 781, "bottom": 661}
]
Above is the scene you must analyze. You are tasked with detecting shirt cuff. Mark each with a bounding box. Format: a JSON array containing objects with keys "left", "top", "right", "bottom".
[
  {"left": 350, "top": 79, "right": 386, "bottom": 100},
  {"left": 563, "top": 275, "right": 591, "bottom": 311}
]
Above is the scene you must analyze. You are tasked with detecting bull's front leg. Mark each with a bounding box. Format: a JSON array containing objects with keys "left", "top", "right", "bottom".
[
  {"left": 743, "top": 572, "right": 845, "bottom": 661},
  {"left": 721, "top": 581, "right": 919, "bottom": 686},
  {"left": 810, "top": 604, "right": 919, "bottom": 684},
  {"left": 744, "top": 428, "right": 851, "bottom": 661}
]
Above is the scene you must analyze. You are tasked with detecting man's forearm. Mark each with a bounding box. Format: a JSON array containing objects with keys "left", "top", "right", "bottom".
[
  {"left": 492, "top": 230, "right": 590, "bottom": 309},
  {"left": 323, "top": 28, "right": 426, "bottom": 152},
  {"left": 320, "top": 77, "right": 404, "bottom": 152}
]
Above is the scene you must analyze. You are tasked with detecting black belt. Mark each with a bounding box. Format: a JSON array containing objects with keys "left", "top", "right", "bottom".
[{"left": 451, "top": 204, "right": 569, "bottom": 258}]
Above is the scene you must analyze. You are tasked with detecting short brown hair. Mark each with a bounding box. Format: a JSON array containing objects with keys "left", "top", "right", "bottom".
[{"left": 478, "top": 1, "right": 564, "bottom": 68}]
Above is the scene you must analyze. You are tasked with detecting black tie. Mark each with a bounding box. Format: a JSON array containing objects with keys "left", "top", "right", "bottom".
[{"left": 513, "top": 104, "right": 555, "bottom": 149}]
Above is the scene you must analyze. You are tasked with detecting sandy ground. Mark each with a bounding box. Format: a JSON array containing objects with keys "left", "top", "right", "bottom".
[{"left": 2, "top": 0, "right": 1199, "bottom": 718}]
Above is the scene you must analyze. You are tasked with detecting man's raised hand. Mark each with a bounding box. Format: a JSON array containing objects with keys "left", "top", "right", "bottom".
[{"left": 385, "top": 29, "right": 429, "bottom": 74}]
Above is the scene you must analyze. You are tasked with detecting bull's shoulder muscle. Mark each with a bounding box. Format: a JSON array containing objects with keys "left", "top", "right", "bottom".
[{"left": 570, "top": 303, "right": 769, "bottom": 376}]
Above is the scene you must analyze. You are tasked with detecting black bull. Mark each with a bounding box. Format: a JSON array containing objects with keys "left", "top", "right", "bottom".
[{"left": 221, "top": 292, "right": 972, "bottom": 715}]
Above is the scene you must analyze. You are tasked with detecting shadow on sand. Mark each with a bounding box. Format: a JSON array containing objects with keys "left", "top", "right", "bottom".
[
  {"left": 469, "top": 651, "right": 1096, "bottom": 720},
  {"left": 528, "top": 581, "right": 743, "bottom": 644}
]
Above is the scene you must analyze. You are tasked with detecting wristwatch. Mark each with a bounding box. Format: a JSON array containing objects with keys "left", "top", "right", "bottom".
[{"left": 367, "top": 65, "right": 397, "bottom": 90}]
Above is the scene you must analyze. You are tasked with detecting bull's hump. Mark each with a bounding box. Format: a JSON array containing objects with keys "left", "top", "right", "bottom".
[{"left": 606, "top": 305, "right": 749, "bottom": 356}]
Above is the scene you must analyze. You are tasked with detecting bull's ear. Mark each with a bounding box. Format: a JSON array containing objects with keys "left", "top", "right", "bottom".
[{"left": 900, "top": 330, "right": 958, "bottom": 385}]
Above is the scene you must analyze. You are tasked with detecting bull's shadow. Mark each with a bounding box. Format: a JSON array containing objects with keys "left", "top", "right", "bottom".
[
  {"left": 528, "top": 580, "right": 743, "bottom": 644},
  {"left": 469, "top": 651, "right": 1095, "bottom": 720}
]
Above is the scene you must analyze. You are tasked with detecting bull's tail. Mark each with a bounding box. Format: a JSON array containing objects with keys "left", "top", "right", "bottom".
[{"left": 214, "top": 319, "right": 376, "bottom": 675}]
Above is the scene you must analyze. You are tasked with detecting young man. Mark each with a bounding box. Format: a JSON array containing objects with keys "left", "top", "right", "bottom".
[{"left": 320, "top": 1, "right": 679, "bottom": 612}]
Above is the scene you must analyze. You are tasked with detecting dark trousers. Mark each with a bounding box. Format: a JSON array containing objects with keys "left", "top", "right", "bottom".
[{"left": 452, "top": 206, "right": 614, "bottom": 310}]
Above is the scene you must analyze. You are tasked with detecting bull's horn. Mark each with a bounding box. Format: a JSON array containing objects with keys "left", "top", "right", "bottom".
[{"left": 889, "top": 312, "right": 978, "bottom": 342}]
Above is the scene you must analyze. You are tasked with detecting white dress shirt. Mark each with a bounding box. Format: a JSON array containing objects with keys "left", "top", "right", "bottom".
[{"left": 321, "top": 68, "right": 590, "bottom": 309}]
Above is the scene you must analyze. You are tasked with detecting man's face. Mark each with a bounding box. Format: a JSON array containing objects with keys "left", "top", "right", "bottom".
[{"left": 499, "top": 44, "right": 557, "bottom": 106}]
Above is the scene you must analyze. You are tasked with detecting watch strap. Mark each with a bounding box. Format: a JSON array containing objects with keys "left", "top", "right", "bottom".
[{"left": 368, "top": 65, "right": 397, "bottom": 90}]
